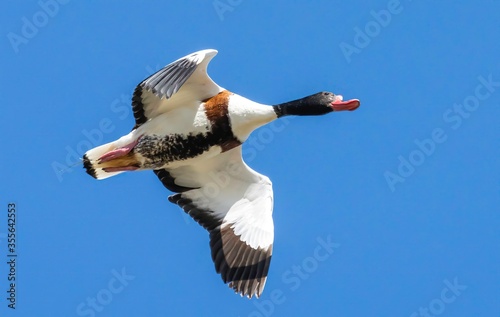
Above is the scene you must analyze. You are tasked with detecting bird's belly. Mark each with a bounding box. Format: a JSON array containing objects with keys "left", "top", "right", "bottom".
[
  {"left": 133, "top": 133, "right": 227, "bottom": 169},
  {"left": 130, "top": 107, "right": 240, "bottom": 169}
]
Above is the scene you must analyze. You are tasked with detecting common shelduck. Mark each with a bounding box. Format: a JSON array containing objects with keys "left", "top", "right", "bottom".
[{"left": 83, "top": 49, "right": 360, "bottom": 298}]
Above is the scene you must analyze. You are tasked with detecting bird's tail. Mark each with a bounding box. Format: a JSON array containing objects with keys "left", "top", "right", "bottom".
[{"left": 83, "top": 140, "right": 140, "bottom": 180}]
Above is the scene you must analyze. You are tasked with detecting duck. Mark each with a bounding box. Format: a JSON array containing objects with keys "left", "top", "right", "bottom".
[{"left": 83, "top": 49, "right": 360, "bottom": 299}]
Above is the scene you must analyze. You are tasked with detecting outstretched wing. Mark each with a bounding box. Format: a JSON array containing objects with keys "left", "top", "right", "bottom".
[
  {"left": 132, "top": 49, "right": 223, "bottom": 128},
  {"left": 155, "top": 147, "right": 274, "bottom": 298}
]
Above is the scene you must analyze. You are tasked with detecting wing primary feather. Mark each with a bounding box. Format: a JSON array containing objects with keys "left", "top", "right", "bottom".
[
  {"left": 220, "top": 232, "right": 241, "bottom": 267},
  {"left": 157, "top": 146, "right": 274, "bottom": 298},
  {"left": 227, "top": 244, "right": 250, "bottom": 285},
  {"left": 155, "top": 67, "right": 179, "bottom": 96},
  {"left": 164, "top": 66, "right": 190, "bottom": 97},
  {"left": 169, "top": 194, "right": 223, "bottom": 233},
  {"left": 210, "top": 232, "right": 224, "bottom": 266},
  {"left": 154, "top": 169, "right": 197, "bottom": 193},
  {"left": 144, "top": 68, "right": 171, "bottom": 91},
  {"left": 131, "top": 85, "right": 147, "bottom": 127},
  {"left": 129, "top": 50, "right": 221, "bottom": 128},
  {"left": 138, "top": 54, "right": 198, "bottom": 100}
]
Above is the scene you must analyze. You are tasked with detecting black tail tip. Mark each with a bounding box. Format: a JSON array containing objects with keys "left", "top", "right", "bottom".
[{"left": 83, "top": 154, "right": 98, "bottom": 179}]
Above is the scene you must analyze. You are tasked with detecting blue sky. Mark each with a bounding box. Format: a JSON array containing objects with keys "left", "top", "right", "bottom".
[{"left": 1, "top": 1, "right": 499, "bottom": 316}]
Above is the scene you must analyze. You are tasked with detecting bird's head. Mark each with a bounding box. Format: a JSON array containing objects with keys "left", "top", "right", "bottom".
[{"left": 274, "top": 92, "right": 360, "bottom": 117}]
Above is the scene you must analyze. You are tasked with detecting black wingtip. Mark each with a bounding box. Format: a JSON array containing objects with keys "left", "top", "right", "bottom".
[
  {"left": 82, "top": 154, "right": 98, "bottom": 179},
  {"left": 168, "top": 193, "right": 181, "bottom": 204},
  {"left": 154, "top": 169, "right": 197, "bottom": 193}
]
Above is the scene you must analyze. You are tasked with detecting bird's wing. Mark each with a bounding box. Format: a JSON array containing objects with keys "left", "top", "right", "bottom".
[
  {"left": 132, "top": 49, "right": 223, "bottom": 128},
  {"left": 155, "top": 147, "right": 274, "bottom": 298}
]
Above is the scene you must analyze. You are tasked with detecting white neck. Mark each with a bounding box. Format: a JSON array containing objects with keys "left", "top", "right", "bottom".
[{"left": 226, "top": 94, "right": 278, "bottom": 141}]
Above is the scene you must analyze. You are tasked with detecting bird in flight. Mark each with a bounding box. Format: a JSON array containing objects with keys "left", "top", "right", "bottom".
[{"left": 83, "top": 49, "right": 360, "bottom": 298}]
